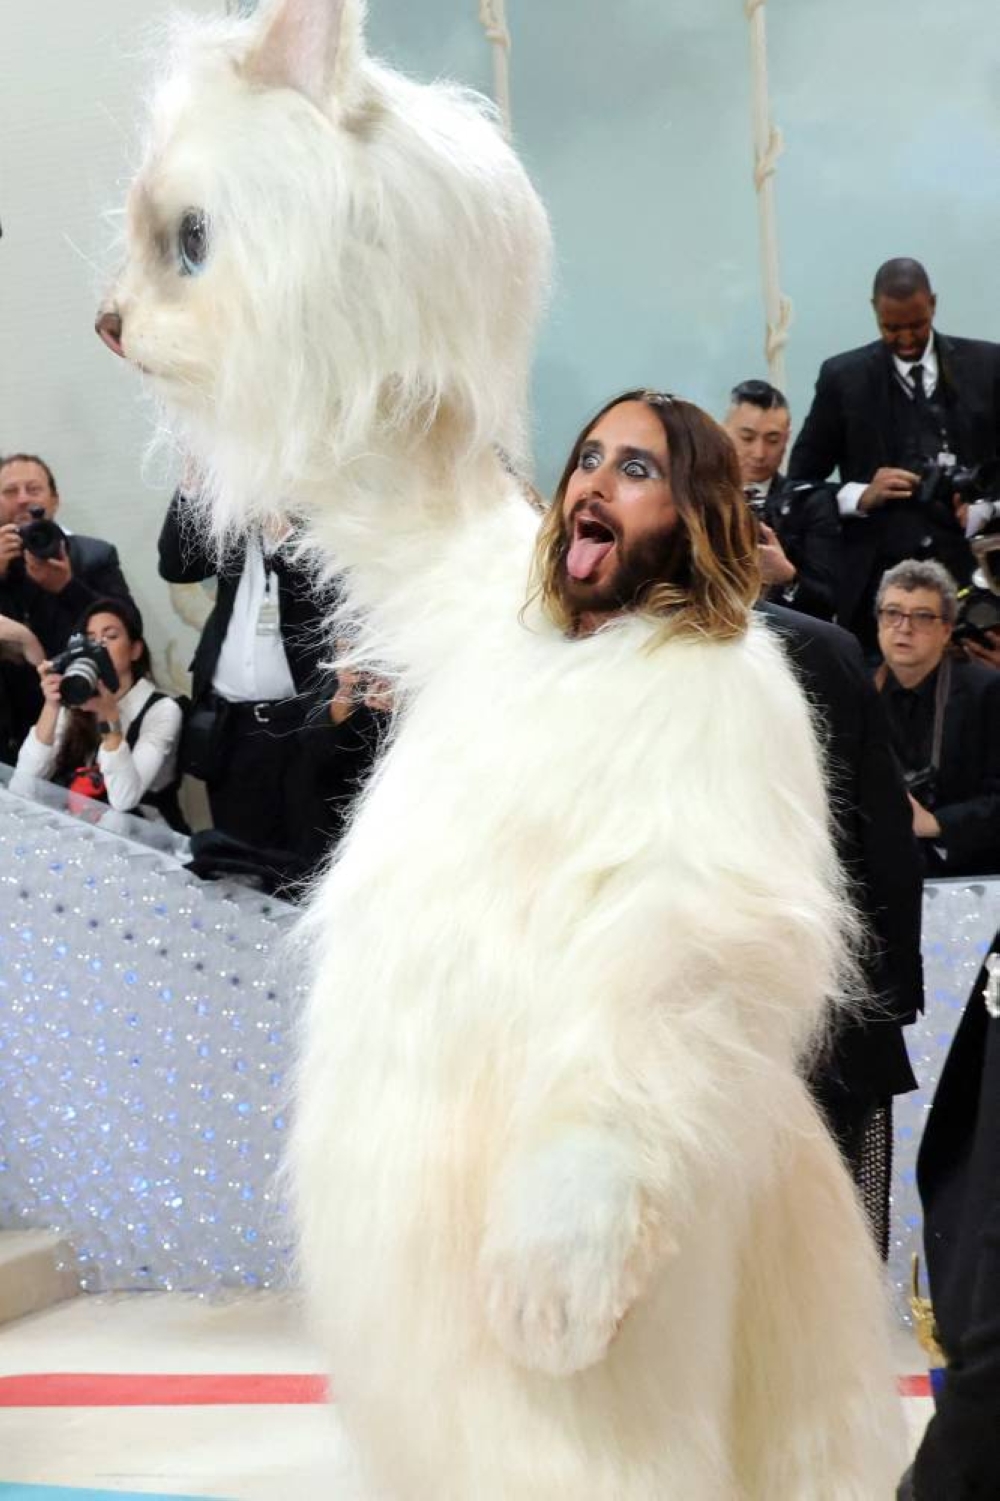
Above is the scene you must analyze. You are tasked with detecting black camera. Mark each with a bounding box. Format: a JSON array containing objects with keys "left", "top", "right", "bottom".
[
  {"left": 912, "top": 455, "right": 1000, "bottom": 509},
  {"left": 904, "top": 764, "right": 939, "bottom": 810},
  {"left": 18, "top": 504, "right": 66, "bottom": 561},
  {"left": 952, "top": 583, "right": 1000, "bottom": 649},
  {"left": 49, "top": 633, "right": 119, "bottom": 707}
]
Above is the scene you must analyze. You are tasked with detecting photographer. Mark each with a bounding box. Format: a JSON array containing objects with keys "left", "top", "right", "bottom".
[
  {"left": 874, "top": 558, "right": 1000, "bottom": 876},
  {"left": 789, "top": 259, "right": 1000, "bottom": 653},
  {"left": 0, "top": 454, "right": 135, "bottom": 744},
  {"left": 158, "top": 483, "right": 333, "bottom": 851},
  {"left": 13, "top": 597, "right": 183, "bottom": 824},
  {"left": 723, "top": 379, "right": 840, "bottom": 620},
  {"left": 950, "top": 509, "right": 1000, "bottom": 670}
]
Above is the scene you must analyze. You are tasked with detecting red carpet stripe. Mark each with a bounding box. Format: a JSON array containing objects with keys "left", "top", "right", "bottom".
[
  {"left": 0, "top": 1374, "right": 329, "bottom": 1407},
  {"left": 0, "top": 1372, "right": 931, "bottom": 1407}
]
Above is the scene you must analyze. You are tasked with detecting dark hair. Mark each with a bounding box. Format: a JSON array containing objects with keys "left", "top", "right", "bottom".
[
  {"left": 0, "top": 453, "right": 59, "bottom": 496},
  {"left": 533, "top": 389, "right": 760, "bottom": 643},
  {"left": 876, "top": 558, "right": 958, "bottom": 625},
  {"left": 52, "top": 597, "right": 152, "bottom": 783},
  {"left": 872, "top": 258, "right": 933, "bottom": 302},
  {"left": 77, "top": 596, "right": 152, "bottom": 680},
  {"left": 728, "top": 379, "right": 788, "bottom": 413}
]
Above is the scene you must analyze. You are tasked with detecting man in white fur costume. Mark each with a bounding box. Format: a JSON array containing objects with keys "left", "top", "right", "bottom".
[{"left": 97, "top": 0, "right": 906, "bottom": 1493}]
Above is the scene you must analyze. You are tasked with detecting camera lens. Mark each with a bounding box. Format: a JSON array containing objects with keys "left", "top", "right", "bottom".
[{"left": 59, "top": 658, "right": 102, "bottom": 707}]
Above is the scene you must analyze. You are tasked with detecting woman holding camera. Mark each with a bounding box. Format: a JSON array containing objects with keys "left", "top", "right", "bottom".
[{"left": 14, "top": 596, "right": 184, "bottom": 824}]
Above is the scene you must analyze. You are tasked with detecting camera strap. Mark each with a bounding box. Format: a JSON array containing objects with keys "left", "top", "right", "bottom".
[{"left": 928, "top": 655, "right": 951, "bottom": 777}]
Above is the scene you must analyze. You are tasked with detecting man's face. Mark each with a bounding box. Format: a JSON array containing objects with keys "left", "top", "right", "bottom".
[
  {"left": 560, "top": 400, "right": 678, "bottom": 631},
  {"left": 872, "top": 290, "right": 937, "bottom": 363},
  {"left": 877, "top": 585, "right": 952, "bottom": 681},
  {"left": 723, "top": 401, "right": 790, "bottom": 488},
  {"left": 0, "top": 460, "right": 58, "bottom": 526}
]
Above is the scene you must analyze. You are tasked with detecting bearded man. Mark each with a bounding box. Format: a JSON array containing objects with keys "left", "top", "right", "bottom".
[{"left": 280, "top": 391, "right": 907, "bottom": 1501}]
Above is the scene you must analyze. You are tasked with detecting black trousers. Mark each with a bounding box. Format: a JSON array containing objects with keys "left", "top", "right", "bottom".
[{"left": 207, "top": 701, "right": 307, "bottom": 851}]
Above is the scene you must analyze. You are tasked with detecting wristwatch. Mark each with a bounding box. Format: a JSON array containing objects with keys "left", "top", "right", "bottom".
[{"left": 97, "top": 718, "right": 123, "bottom": 737}]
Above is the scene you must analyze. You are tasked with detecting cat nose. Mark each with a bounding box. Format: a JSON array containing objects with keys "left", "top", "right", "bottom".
[{"left": 95, "top": 308, "right": 124, "bottom": 359}]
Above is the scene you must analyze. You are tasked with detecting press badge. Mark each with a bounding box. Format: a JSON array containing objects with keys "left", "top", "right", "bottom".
[{"left": 256, "top": 583, "right": 281, "bottom": 637}]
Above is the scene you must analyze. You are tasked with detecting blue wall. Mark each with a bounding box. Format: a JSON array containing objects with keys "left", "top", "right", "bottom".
[{"left": 367, "top": 0, "right": 1000, "bottom": 489}]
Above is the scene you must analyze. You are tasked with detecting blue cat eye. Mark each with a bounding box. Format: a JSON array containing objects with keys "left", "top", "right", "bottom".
[{"left": 178, "top": 210, "right": 209, "bottom": 276}]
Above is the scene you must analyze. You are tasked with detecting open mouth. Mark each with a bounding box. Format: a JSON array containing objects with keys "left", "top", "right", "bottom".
[{"left": 567, "top": 512, "right": 617, "bottom": 581}]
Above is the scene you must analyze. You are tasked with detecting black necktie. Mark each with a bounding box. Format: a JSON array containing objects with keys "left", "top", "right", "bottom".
[{"left": 910, "top": 364, "right": 928, "bottom": 406}]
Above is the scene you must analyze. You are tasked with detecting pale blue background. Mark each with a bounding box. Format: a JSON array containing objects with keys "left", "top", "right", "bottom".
[
  {"left": 365, "top": 1, "right": 1000, "bottom": 489},
  {"left": 3, "top": 0, "right": 1000, "bottom": 659}
]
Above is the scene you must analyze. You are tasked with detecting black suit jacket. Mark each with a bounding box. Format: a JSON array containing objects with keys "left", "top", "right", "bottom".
[
  {"left": 759, "top": 602, "right": 922, "bottom": 1102},
  {"left": 0, "top": 532, "right": 134, "bottom": 657},
  {"left": 933, "top": 660, "right": 1000, "bottom": 875},
  {"left": 762, "top": 474, "right": 840, "bottom": 621},
  {"left": 788, "top": 332, "right": 1000, "bottom": 628},
  {"left": 912, "top": 944, "right": 1000, "bottom": 1498},
  {"left": 157, "top": 490, "right": 331, "bottom": 703}
]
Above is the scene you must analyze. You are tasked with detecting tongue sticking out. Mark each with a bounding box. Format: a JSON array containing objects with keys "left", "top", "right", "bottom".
[{"left": 567, "top": 535, "right": 614, "bottom": 581}]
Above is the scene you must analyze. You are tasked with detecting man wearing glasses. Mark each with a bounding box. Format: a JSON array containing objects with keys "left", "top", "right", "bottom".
[{"left": 875, "top": 558, "right": 1000, "bottom": 873}]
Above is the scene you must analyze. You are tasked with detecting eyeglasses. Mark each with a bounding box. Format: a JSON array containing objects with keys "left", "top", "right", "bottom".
[{"left": 877, "top": 605, "right": 945, "bottom": 631}]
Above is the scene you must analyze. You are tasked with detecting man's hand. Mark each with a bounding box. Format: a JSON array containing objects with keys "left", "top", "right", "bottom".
[
  {"left": 24, "top": 544, "right": 72, "bottom": 594},
  {"left": 328, "top": 668, "right": 394, "bottom": 723},
  {"left": 757, "top": 523, "right": 796, "bottom": 587},
  {"left": 953, "top": 493, "right": 969, "bottom": 534},
  {"left": 962, "top": 628, "right": 1000, "bottom": 670},
  {"left": 0, "top": 523, "right": 23, "bottom": 580},
  {"left": 859, "top": 467, "right": 920, "bottom": 512},
  {"left": 909, "top": 793, "right": 942, "bottom": 840},
  {"left": 328, "top": 662, "right": 362, "bottom": 725}
]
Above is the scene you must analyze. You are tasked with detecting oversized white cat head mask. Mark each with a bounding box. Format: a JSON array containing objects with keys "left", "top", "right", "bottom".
[{"left": 98, "top": 0, "right": 551, "bottom": 535}]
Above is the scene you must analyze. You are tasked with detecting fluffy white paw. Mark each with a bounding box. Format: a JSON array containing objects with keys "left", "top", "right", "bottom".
[{"left": 479, "top": 1132, "right": 667, "bottom": 1377}]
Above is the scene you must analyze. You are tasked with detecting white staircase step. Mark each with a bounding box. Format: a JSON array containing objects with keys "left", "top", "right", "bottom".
[{"left": 0, "top": 1230, "right": 80, "bottom": 1326}]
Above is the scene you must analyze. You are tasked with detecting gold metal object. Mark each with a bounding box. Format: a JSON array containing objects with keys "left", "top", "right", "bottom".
[{"left": 910, "top": 1253, "right": 945, "bottom": 1366}]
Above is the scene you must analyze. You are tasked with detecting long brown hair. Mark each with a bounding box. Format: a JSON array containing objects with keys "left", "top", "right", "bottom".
[{"left": 532, "top": 389, "right": 761, "bottom": 642}]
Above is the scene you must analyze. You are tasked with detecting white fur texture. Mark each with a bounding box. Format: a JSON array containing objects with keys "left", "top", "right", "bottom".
[{"left": 105, "top": 2, "right": 907, "bottom": 1495}]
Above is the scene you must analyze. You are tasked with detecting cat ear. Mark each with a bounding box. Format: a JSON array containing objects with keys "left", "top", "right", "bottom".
[{"left": 243, "top": 0, "right": 366, "bottom": 111}]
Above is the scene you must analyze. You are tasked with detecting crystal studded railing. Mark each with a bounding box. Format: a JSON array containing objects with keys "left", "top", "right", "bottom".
[
  {"left": 0, "top": 769, "right": 302, "bottom": 1292},
  {"left": 2, "top": 767, "right": 999, "bottom": 1305}
]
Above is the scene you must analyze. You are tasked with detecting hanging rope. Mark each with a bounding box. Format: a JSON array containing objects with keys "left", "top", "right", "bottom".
[
  {"left": 744, "top": 0, "right": 792, "bottom": 388},
  {"left": 479, "top": 0, "right": 512, "bottom": 138}
]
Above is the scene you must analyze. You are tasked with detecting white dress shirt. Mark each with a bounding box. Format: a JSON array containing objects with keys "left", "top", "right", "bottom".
[{"left": 212, "top": 535, "right": 297, "bottom": 703}]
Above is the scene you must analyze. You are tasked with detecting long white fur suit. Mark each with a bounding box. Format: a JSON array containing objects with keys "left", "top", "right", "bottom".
[{"left": 104, "top": 0, "right": 908, "bottom": 1494}]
